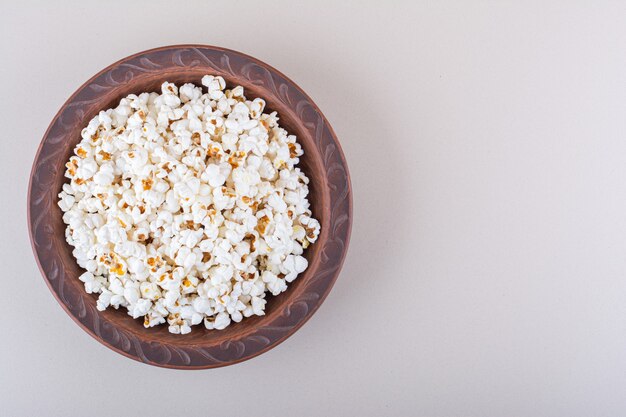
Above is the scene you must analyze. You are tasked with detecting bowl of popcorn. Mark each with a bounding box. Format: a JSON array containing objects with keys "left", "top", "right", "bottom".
[{"left": 28, "top": 45, "right": 352, "bottom": 368}]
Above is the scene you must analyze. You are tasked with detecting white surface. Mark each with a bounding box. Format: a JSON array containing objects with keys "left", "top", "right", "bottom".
[{"left": 2, "top": 1, "right": 626, "bottom": 416}]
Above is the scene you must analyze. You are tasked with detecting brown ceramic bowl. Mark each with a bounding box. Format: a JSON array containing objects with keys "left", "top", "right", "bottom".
[{"left": 28, "top": 45, "right": 352, "bottom": 369}]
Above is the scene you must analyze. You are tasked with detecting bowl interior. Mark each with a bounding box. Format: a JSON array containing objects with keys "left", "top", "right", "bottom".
[{"left": 48, "top": 68, "right": 330, "bottom": 347}]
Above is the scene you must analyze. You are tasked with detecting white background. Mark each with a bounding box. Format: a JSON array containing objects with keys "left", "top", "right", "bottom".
[{"left": 2, "top": 1, "right": 626, "bottom": 416}]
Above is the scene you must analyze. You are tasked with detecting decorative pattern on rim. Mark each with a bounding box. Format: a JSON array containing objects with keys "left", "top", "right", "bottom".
[{"left": 28, "top": 45, "right": 352, "bottom": 368}]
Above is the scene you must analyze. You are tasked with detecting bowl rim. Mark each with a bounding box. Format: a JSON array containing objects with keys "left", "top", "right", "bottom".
[{"left": 28, "top": 44, "right": 352, "bottom": 369}]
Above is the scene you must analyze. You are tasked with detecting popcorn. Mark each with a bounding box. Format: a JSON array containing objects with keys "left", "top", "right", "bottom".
[
  {"left": 204, "top": 164, "right": 226, "bottom": 187},
  {"left": 58, "top": 76, "right": 320, "bottom": 334}
]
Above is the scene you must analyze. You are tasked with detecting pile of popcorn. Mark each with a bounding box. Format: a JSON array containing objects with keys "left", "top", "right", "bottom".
[{"left": 57, "top": 75, "right": 320, "bottom": 334}]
